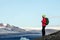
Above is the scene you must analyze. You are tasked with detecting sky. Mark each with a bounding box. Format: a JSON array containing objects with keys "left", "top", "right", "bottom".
[{"left": 0, "top": 0, "right": 60, "bottom": 29}]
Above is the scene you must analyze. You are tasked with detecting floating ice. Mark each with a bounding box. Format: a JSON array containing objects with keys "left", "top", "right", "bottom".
[{"left": 20, "top": 37, "right": 30, "bottom": 40}]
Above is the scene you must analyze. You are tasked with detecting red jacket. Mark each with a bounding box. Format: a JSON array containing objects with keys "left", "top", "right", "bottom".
[{"left": 42, "top": 17, "right": 46, "bottom": 27}]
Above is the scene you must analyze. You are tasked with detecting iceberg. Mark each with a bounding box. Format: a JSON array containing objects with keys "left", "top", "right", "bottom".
[{"left": 20, "top": 37, "right": 30, "bottom": 40}]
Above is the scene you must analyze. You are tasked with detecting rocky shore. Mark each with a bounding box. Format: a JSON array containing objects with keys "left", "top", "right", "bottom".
[{"left": 34, "top": 31, "right": 60, "bottom": 40}]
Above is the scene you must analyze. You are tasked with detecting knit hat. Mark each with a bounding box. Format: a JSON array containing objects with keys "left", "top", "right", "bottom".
[{"left": 42, "top": 14, "right": 46, "bottom": 17}]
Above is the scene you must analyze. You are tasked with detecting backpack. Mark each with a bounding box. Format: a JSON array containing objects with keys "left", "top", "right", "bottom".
[{"left": 46, "top": 18, "right": 49, "bottom": 25}]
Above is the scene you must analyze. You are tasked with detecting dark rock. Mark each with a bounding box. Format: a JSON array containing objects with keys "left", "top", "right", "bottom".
[{"left": 34, "top": 31, "right": 60, "bottom": 40}]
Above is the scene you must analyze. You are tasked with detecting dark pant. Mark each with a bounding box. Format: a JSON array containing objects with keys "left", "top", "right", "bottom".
[{"left": 42, "top": 26, "right": 46, "bottom": 36}]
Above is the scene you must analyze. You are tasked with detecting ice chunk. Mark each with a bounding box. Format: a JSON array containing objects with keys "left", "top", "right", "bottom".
[{"left": 20, "top": 37, "right": 30, "bottom": 40}]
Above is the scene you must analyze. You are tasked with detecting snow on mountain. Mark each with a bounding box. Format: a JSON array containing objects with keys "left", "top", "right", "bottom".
[
  {"left": 0, "top": 23, "right": 25, "bottom": 34},
  {"left": 26, "top": 29, "right": 58, "bottom": 35},
  {"left": 0, "top": 23, "right": 58, "bottom": 35}
]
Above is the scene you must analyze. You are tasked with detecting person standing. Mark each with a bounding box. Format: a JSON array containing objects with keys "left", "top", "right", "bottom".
[{"left": 41, "top": 15, "right": 49, "bottom": 36}]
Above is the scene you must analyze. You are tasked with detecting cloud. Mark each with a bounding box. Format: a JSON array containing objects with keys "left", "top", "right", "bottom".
[{"left": 49, "top": 16, "right": 60, "bottom": 18}]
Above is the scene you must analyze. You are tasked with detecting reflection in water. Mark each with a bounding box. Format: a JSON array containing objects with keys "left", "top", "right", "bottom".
[{"left": 20, "top": 37, "right": 30, "bottom": 40}]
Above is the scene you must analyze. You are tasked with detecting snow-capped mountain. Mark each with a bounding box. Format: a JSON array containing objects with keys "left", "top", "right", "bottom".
[
  {"left": 0, "top": 23, "right": 25, "bottom": 34},
  {"left": 26, "top": 29, "right": 58, "bottom": 35},
  {"left": 0, "top": 23, "right": 58, "bottom": 35}
]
